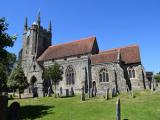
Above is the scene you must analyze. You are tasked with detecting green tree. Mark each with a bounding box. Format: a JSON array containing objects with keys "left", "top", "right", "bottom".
[
  {"left": 154, "top": 72, "right": 160, "bottom": 82},
  {"left": 7, "top": 64, "right": 28, "bottom": 99},
  {"left": 0, "top": 17, "right": 16, "bottom": 94},
  {"left": 43, "top": 63, "right": 63, "bottom": 98}
]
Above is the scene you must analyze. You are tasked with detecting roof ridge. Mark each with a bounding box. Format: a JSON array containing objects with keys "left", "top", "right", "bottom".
[
  {"left": 49, "top": 36, "right": 96, "bottom": 48},
  {"left": 92, "top": 50, "right": 117, "bottom": 57},
  {"left": 100, "top": 44, "right": 139, "bottom": 53}
]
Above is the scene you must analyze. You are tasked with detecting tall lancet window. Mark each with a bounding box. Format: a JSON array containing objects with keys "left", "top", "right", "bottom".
[
  {"left": 128, "top": 67, "right": 136, "bottom": 78},
  {"left": 99, "top": 68, "right": 109, "bottom": 82},
  {"left": 66, "top": 65, "right": 75, "bottom": 85}
]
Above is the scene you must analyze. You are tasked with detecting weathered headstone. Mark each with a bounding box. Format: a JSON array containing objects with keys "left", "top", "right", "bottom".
[
  {"left": 0, "top": 96, "right": 8, "bottom": 120},
  {"left": 89, "top": 88, "right": 92, "bottom": 98},
  {"left": 92, "top": 87, "right": 97, "bottom": 97},
  {"left": 106, "top": 88, "right": 110, "bottom": 100},
  {"left": 116, "top": 98, "right": 121, "bottom": 120},
  {"left": 112, "top": 88, "right": 114, "bottom": 98},
  {"left": 71, "top": 87, "right": 74, "bottom": 96},
  {"left": 112, "top": 88, "right": 116, "bottom": 98},
  {"left": 66, "top": 89, "right": 69, "bottom": 97},
  {"left": 91, "top": 87, "right": 94, "bottom": 97},
  {"left": 81, "top": 86, "right": 85, "bottom": 101},
  {"left": 131, "top": 91, "right": 136, "bottom": 98},
  {"left": 60, "top": 87, "right": 63, "bottom": 97},
  {"left": 47, "top": 86, "right": 51, "bottom": 97},
  {"left": 9, "top": 102, "right": 20, "bottom": 120}
]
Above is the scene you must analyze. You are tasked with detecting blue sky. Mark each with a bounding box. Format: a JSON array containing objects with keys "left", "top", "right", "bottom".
[{"left": 0, "top": 0, "right": 160, "bottom": 73}]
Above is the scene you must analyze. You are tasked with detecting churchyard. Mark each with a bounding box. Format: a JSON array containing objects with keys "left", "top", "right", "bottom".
[{"left": 8, "top": 90, "right": 160, "bottom": 120}]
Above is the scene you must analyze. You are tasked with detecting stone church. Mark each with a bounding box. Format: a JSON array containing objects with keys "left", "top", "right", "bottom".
[{"left": 20, "top": 13, "right": 149, "bottom": 97}]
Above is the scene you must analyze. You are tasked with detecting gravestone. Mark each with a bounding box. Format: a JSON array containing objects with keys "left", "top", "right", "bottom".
[
  {"left": 92, "top": 87, "right": 97, "bottom": 97},
  {"left": 89, "top": 88, "right": 92, "bottom": 98},
  {"left": 0, "top": 96, "right": 8, "bottom": 120},
  {"left": 116, "top": 98, "right": 121, "bottom": 120},
  {"left": 71, "top": 87, "right": 74, "bottom": 96},
  {"left": 66, "top": 89, "right": 69, "bottom": 97},
  {"left": 112, "top": 88, "right": 116, "bottom": 98},
  {"left": 60, "top": 87, "right": 63, "bottom": 97},
  {"left": 106, "top": 88, "right": 110, "bottom": 100},
  {"left": 47, "top": 86, "right": 51, "bottom": 97},
  {"left": 91, "top": 88, "right": 94, "bottom": 97},
  {"left": 81, "top": 86, "right": 85, "bottom": 101},
  {"left": 9, "top": 102, "right": 20, "bottom": 120}
]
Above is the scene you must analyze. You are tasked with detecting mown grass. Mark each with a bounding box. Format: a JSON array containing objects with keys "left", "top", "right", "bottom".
[{"left": 9, "top": 90, "right": 160, "bottom": 120}]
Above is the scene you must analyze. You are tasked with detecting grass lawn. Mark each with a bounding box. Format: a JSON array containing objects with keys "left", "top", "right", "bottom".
[{"left": 9, "top": 90, "right": 160, "bottom": 120}]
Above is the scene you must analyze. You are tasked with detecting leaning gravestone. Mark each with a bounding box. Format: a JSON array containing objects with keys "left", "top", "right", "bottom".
[
  {"left": 116, "top": 98, "right": 120, "bottom": 120},
  {"left": 81, "top": 86, "right": 85, "bottom": 101},
  {"left": 8, "top": 102, "right": 20, "bottom": 120},
  {"left": 0, "top": 96, "right": 8, "bottom": 120}
]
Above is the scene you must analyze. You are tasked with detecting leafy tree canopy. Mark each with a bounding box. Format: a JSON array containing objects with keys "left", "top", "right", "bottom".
[
  {"left": 154, "top": 72, "right": 160, "bottom": 82},
  {"left": 43, "top": 63, "right": 63, "bottom": 85},
  {"left": 7, "top": 64, "right": 28, "bottom": 93},
  {"left": 43, "top": 63, "right": 63, "bottom": 97},
  {"left": 0, "top": 17, "right": 17, "bottom": 93}
]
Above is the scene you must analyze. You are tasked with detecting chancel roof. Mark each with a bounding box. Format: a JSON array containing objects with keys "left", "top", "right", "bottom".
[{"left": 90, "top": 45, "right": 141, "bottom": 64}]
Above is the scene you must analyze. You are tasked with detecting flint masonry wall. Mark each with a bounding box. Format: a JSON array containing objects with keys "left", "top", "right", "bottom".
[
  {"left": 43, "top": 54, "right": 90, "bottom": 95},
  {"left": 91, "top": 63, "right": 127, "bottom": 95},
  {"left": 124, "top": 64, "right": 148, "bottom": 90}
]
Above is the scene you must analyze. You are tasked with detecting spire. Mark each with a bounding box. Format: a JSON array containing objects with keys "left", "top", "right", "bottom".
[
  {"left": 24, "top": 16, "right": 28, "bottom": 31},
  {"left": 37, "top": 10, "right": 40, "bottom": 26},
  {"left": 48, "top": 20, "right": 52, "bottom": 32},
  {"left": 117, "top": 48, "right": 121, "bottom": 63}
]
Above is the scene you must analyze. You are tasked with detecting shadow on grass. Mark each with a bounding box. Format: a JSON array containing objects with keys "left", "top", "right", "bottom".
[
  {"left": 60, "top": 95, "right": 75, "bottom": 98},
  {"left": 20, "top": 105, "right": 54, "bottom": 120}
]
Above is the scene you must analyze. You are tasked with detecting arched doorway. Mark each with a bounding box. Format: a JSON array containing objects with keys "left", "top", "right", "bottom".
[
  {"left": 30, "top": 76, "right": 38, "bottom": 97},
  {"left": 92, "top": 81, "right": 97, "bottom": 97}
]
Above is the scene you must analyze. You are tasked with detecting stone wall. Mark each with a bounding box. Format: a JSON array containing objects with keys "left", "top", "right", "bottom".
[
  {"left": 91, "top": 63, "right": 127, "bottom": 95},
  {"left": 124, "top": 64, "right": 147, "bottom": 90},
  {"left": 43, "top": 55, "right": 90, "bottom": 95}
]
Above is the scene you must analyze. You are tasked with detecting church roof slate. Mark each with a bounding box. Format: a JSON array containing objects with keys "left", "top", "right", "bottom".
[
  {"left": 37, "top": 36, "right": 97, "bottom": 61},
  {"left": 90, "top": 45, "right": 141, "bottom": 64}
]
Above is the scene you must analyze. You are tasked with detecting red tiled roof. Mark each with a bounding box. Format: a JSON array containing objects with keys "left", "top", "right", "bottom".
[
  {"left": 90, "top": 45, "right": 141, "bottom": 64},
  {"left": 38, "top": 36, "right": 97, "bottom": 61}
]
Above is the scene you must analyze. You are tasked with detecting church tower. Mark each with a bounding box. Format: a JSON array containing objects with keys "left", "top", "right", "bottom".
[{"left": 21, "top": 12, "right": 52, "bottom": 96}]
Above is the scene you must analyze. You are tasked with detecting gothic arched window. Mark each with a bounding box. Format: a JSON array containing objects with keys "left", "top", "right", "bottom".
[
  {"left": 128, "top": 67, "right": 136, "bottom": 78},
  {"left": 66, "top": 65, "right": 75, "bottom": 85},
  {"left": 99, "top": 68, "right": 109, "bottom": 82}
]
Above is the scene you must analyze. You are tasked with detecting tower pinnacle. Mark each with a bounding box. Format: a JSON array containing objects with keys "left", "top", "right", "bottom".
[
  {"left": 24, "top": 16, "right": 28, "bottom": 31},
  {"left": 37, "top": 10, "right": 41, "bottom": 26},
  {"left": 48, "top": 20, "right": 52, "bottom": 32}
]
